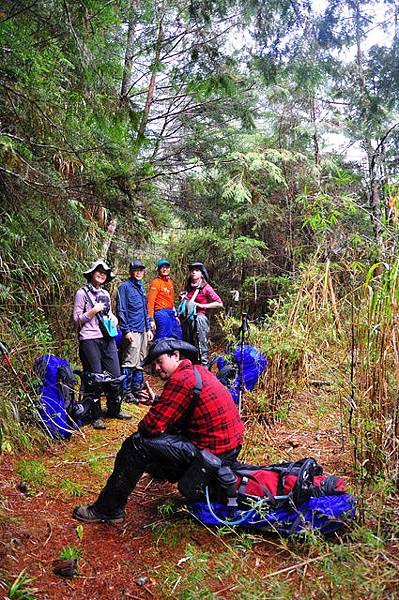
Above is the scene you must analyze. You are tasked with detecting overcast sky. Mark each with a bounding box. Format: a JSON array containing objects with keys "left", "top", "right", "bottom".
[{"left": 317, "top": 1, "right": 397, "bottom": 162}]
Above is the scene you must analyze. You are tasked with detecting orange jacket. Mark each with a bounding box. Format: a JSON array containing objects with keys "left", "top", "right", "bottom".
[{"left": 147, "top": 276, "right": 176, "bottom": 318}]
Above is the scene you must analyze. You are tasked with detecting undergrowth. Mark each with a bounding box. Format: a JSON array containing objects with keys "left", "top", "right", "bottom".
[
  {"left": 152, "top": 512, "right": 398, "bottom": 599},
  {"left": 231, "top": 258, "right": 399, "bottom": 497},
  {"left": 1, "top": 205, "right": 399, "bottom": 597},
  {"left": 0, "top": 569, "right": 38, "bottom": 600},
  {"left": 59, "top": 545, "right": 83, "bottom": 561},
  {"left": 59, "top": 479, "right": 84, "bottom": 497},
  {"left": 15, "top": 459, "right": 47, "bottom": 494},
  {"left": 0, "top": 196, "right": 104, "bottom": 454}
]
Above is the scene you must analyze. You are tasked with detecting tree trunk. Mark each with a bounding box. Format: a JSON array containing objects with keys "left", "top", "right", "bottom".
[
  {"left": 351, "top": 0, "right": 384, "bottom": 259},
  {"left": 120, "top": 0, "right": 140, "bottom": 105},
  {"left": 137, "top": 10, "right": 164, "bottom": 139},
  {"left": 310, "top": 96, "right": 320, "bottom": 167},
  {"left": 101, "top": 218, "right": 117, "bottom": 260}
]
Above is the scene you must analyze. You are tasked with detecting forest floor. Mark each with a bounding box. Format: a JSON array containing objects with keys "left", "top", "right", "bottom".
[{"left": 1, "top": 375, "right": 398, "bottom": 600}]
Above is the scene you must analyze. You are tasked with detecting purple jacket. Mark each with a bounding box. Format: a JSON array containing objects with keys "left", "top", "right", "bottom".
[{"left": 73, "top": 287, "right": 117, "bottom": 341}]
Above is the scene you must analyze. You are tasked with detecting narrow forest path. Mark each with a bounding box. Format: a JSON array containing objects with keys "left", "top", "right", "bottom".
[{"left": 0, "top": 383, "right": 377, "bottom": 600}]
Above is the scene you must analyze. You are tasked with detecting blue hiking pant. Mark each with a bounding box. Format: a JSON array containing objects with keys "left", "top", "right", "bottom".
[
  {"left": 154, "top": 308, "right": 182, "bottom": 341},
  {"left": 122, "top": 367, "right": 143, "bottom": 394}
]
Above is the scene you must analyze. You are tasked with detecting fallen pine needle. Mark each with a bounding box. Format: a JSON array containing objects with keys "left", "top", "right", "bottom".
[
  {"left": 261, "top": 552, "right": 333, "bottom": 579},
  {"left": 43, "top": 520, "right": 52, "bottom": 547}
]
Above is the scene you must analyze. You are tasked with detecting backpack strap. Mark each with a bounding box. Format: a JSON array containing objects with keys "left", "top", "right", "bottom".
[
  {"left": 178, "top": 288, "right": 201, "bottom": 322},
  {"left": 184, "top": 367, "right": 202, "bottom": 423},
  {"left": 216, "top": 364, "right": 237, "bottom": 388},
  {"left": 237, "top": 473, "right": 277, "bottom": 507},
  {"left": 170, "top": 367, "right": 202, "bottom": 433},
  {"left": 234, "top": 458, "right": 323, "bottom": 508},
  {"left": 256, "top": 458, "right": 322, "bottom": 498},
  {"left": 57, "top": 364, "right": 76, "bottom": 412},
  {"left": 291, "top": 458, "right": 321, "bottom": 505},
  {"left": 81, "top": 286, "right": 109, "bottom": 338},
  {"left": 81, "top": 285, "right": 94, "bottom": 308}
]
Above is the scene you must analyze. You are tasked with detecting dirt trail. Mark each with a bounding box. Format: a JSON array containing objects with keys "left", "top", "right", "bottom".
[{"left": 0, "top": 386, "right": 352, "bottom": 599}]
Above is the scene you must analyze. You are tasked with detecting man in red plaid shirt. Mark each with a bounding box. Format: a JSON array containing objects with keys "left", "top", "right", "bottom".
[{"left": 73, "top": 338, "right": 244, "bottom": 524}]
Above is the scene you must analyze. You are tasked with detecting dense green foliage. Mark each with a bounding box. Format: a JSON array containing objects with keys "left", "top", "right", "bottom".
[
  {"left": 1, "top": 3, "right": 399, "bottom": 597},
  {"left": 1, "top": 0, "right": 399, "bottom": 478}
]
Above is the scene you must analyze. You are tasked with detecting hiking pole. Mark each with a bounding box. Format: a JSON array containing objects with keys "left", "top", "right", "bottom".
[
  {"left": 238, "top": 313, "right": 250, "bottom": 415},
  {"left": 0, "top": 341, "right": 54, "bottom": 439}
]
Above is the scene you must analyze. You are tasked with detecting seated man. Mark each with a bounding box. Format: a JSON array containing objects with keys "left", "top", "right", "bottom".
[{"left": 73, "top": 337, "right": 245, "bottom": 524}]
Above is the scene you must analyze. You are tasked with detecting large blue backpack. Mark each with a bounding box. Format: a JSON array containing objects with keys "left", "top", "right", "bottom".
[
  {"left": 191, "top": 493, "right": 355, "bottom": 535},
  {"left": 212, "top": 344, "right": 267, "bottom": 404},
  {"left": 35, "top": 355, "right": 78, "bottom": 439},
  {"left": 189, "top": 458, "right": 356, "bottom": 535}
]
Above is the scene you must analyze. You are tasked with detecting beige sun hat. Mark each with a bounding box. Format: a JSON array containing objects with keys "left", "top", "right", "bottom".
[{"left": 83, "top": 259, "right": 115, "bottom": 283}]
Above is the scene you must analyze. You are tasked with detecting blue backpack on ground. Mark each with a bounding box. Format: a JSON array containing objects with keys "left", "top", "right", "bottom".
[
  {"left": 35, "top": 355, "right": 78, "bottom": 440},
  {"left": 212, "top": 344, "right": 267, "bottom": 404},
  {"left": 191, "top": 493, "right": 356, "bottom": 535},
  {"left": 189, "top": 457, "right": 356, "bottom": 535}
]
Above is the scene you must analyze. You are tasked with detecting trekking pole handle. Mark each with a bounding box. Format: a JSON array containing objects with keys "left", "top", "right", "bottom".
[
  {"left": 0, "top": 341, "right": 13, "bottom": 368},
  {"left": 0, "top": 341, "right": 28, "bottom": 393}
]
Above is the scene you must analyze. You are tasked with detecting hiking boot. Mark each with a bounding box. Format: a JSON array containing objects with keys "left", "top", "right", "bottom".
[
  {"left": 124, "top": 391, "right": 140, "bottom": 404},
  {"left": 72, "top": 504, "right": 125, "bottom": 524},
  {"left": 107, "top": 411, "right": 132, "bottom": 420},
  {"left": 92, "top": 418, "right": 106, "bottom": 430}
]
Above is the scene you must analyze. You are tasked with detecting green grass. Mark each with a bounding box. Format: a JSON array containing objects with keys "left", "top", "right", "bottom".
[
  {"left": 15, "top": 459, "right": 47, "bottom": 493},
  {"left": 161, "top": 543, "right": 211, "bottom": 599},
  {"left": 274, "top": 402, "right": 291, "bottom": 422},
  {"left": 59, "top": 545, "right": 83, "bottom": 561},
  {"left": 157, "top": 498, "right": 179, "bottom": 517},
  {"left": 0, "top": 404, "right": 34, "bottom": 455},
  {"left": 1, "top": 569, "right": 38, "bottom": 600},
  {"left": 152, "top": 520, "right": 188, "bottom": 548},
  {"left": 59, "top": 479, "right": 83, "bottom": 497},
  {"left": 86, "top": 455, "right": 114, "bottom": 476},
  {"left": 156, "top": 537, "right": 269, "bottom": 599},
  {"left": 0, "top": 509, "right": 21, "bottom": 526},
  {"left": 150, "top": 512, "right": 399, "bottom": 600}
]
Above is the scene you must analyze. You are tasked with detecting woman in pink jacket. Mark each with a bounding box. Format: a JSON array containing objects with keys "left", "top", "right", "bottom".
[
  {"left": 73, "top": 260, "right": 131, "bottom": 429},
  {"left": 180, "top": 261, "right": 223, "bottom": 367}
]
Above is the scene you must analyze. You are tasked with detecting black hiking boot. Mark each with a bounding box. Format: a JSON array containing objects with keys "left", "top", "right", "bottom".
[
  {"left": 92, "top": 418, "right": 106, "bottom": 430},
  {"left": 124, "top": 391, "right": 140, "bottom": 404},
  {"left": 72, "top": 504, "right": 125, "bottom": 524},
  {"left": 106, "top": 411, "right": 132, "bottom": 420}
]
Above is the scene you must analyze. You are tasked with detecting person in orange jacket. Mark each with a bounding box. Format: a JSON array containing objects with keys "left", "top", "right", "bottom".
[{"left": 147, "top": 259, "right": 183, "bottom": 341}]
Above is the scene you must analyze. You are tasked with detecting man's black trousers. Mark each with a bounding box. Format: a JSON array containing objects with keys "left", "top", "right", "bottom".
[{"left": 93, "top": 432, "right": 240, "bottom": 516}]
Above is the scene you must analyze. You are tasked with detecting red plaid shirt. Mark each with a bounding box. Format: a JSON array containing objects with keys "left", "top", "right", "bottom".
[{"left": 138, "top": 359, "right": 244, "bottom": 454}]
